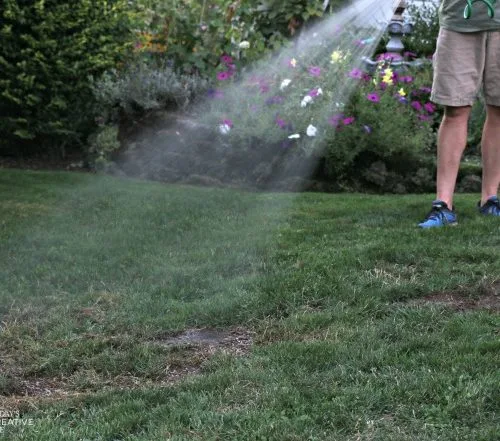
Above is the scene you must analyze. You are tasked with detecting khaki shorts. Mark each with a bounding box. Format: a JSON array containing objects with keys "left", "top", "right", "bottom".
[{"left": 431, "top": 28, "right": 500, "bottom": 107}]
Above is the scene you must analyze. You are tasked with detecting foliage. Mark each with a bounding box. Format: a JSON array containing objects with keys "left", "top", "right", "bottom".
[
  {"left": 86, "top": 124, "right": 121, "bottom": 170},
  {"left": 0, "top": 0, "right": 136, "bottom": 154},
  {"left": 467, "top": 96, "right": 486, "bottom": 156},
  {"left": 194, "top": 28, "right": 438, "bottom": 192},
  {"left": 323, "top": 65, "right": 437, "bottom": 191},
  {"left": 92, "top": 59, "right": 210, "bottom": 120},
  {"left": 402, "top": 0, "right": 439, "bottom": 58},
  {"left": 132, "top": 0, "right": 346, "bottom": 78}
]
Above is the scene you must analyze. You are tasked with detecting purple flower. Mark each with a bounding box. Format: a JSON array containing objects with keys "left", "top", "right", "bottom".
[
  {"left": 348, "top": 68, "right": 363, "bottom": 79},
  {"left": 377, "top": 52, "right": 403, "bottom": 62},
  {"left": 419, "top": 86, "right": 432, "bottom": 94},
  {"left": 399, "top": 75, "right": 414, "bottom": 83},
  {"left": 411, "top": 101, "right": 423, "bottom": 111},
  {"left": 266, "top": 96, "right": 285, "bottom": 105},
  {"left": 276, "top": 117, "right": 287, "bottom": 129},
  {"left": 328, "top": 114, "right": 343, "bottom": 127},
  {"left": 217, "top": 71, "right": 230, "bottom": 81},
  {"left": 222, "top": 118, "right": 233, "bottom": 127},
  {"left": 367, "top": 92, "right": 380, "bottom": 103},
  {"left": 309, "top": 66, "right": 322, "bottom": 77},
  {"left": 424, "top": 102, "right": 436, "bottom": 113},
  {"left": 418, "top": 114, "right": 431, "bottom": 122},
  {"left": 308, "top": 88, "right": 320, "bottom": 97},
  {"left": 343, "top": 116, "right": 355, "bottom": 125},
  {"left": 398, "top": 96, "right": 408, "bottom": 104},
  {"left": 363, "top": 125, "right": 372, "bottom": 133},
  {"left": 220, "top": 55, "right": 233, "bottom": 64},
  {"left": 207, "top": 88, "right": 224, "bottom": 99}
]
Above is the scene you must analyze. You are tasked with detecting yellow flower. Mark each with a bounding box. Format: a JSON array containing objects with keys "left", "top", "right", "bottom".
[
  {"left": 382, "top": 68, "right": 394, "bottom": 85},
  {"left": 398, "top": 88, "right": 406, "bottom": 97},
  {"left": 330, "top": 50, "right": 343, "bottom": 63},
  {"left": 382, "top": 75, "right": 393, "bottom": 85}
]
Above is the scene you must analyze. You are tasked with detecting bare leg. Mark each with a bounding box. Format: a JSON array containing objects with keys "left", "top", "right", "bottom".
[
  {"left": 480, "top": 104, "right": 500, "bottom": 205},
  {"left": 436, "top": 105, "right": 471, "bottom": 209}
]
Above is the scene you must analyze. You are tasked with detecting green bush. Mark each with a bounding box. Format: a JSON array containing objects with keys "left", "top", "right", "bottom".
[
  {"left": 402, "top": 0, "right": 439, "bottom": 58},
  {"left": 175, "top": 30, "right": 438, "bottom": 192},
  {"left": 323, "top": 66, "right": 436, "bottom": 191},
  {"left": 92, "top": 60, "right": 210, "bottom": 121},
  {"left": 0, "top": 0, "right": 136, "bottom": 155},
  {"left": 134, "top": 0, "right": 348, "bottom": 78}
]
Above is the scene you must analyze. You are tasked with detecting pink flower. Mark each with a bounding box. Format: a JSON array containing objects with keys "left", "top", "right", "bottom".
[
  {"left": 260, "top": 84, "right": 270, "bottom": 94},
  {"left": 342, "top": 117, "right": 355, "bottom": 125},
  {"left": 222, "top": 118, "right": 233, "bottom": 127},
  {"left": 308, "top": 88, "right": 320, "bottom": 97},
  {"left": 418, "top": 114, "right": 431, "bottom": 122},
  {"left": 217, "top": 71, "right": 230, "bottom": 81},
  {"left": 411, "top": 101, "right": 423, "bottom": 111},
  {"left": 348, "top": 68, "right": 363, "bottom": 79},
  {"left": 367, "top": 92, "right": 380, "bottom": 103},
  {"left": 220, "top": 55, "right": 233, "bottom": 64},
  {"left": 309, "top": 66, "right": 322, "bottom": 77},
  {"left": 424, "top": 102, "right": 435, "bottom": 113}
]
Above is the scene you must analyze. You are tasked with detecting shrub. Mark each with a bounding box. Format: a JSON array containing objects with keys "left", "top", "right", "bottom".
[
  {"left": 323, "top": 65, "right": 436, "bottom": 191},
  {"left": 133, "top": 0, "right": 348, "bottom": 79},
  {"left": 402, "top": 0, "right": 439, "bottom": 58},
  {"left": 92, "top": 60, "right": 210, "bottom": 121},
  {"left": 181, "top": 23, "right": 438, "bottom": 191},
  {"left": 0, "top": 0, "right": 136, "bottom": 155}
]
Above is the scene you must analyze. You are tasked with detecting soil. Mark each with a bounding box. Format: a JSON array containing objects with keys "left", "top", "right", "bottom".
[{"left": 408, "top": 280, "right": 500, "bottom": 312}]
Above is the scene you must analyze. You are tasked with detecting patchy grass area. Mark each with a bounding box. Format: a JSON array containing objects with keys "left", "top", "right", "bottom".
[{"left": 0, "top": 168, "right": 499, "bottom": 440}]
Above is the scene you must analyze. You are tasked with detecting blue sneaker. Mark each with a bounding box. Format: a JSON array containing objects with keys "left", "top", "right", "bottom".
[
  {"left": 478, "top": 195, "right": 500, "bottom": 216},
  {"left": 418, "top": 200, "right": 458, "bottom": 228}
]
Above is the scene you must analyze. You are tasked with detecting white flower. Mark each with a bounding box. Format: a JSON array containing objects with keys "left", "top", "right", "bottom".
[
  {"left": 280, "top": 79, "right": 292, "bottom": 90},
  {"left": 317, "top": 87, "right": 323, "bottom": 95},
  {"left": 219, "top": 124, "right": 231, "bottom": 135},
  {"left": 288, "top": 134, "right": 300, "bottom": 139},
  {"left": 238, "top": 41, "right": 250, "bottom": 49},
  {"left": 306, "top": 124, "right": 318, "bottom": 137},
  {"left": 301, "top": 95, "right": 313, "bottom": 107}
]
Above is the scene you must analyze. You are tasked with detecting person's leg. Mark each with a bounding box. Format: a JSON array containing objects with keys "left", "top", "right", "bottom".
[
  {"left": 435, "top": 105, "right": 472, "bottom": 209},
  {"left": 419, "top": 29, "right": 485, "bottom": 227},
  {"left": 480, "top": 105, "right": 500, "bottom": 204}
]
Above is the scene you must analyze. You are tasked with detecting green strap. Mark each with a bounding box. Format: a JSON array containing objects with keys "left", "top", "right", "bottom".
[{"left": 464, "top": 0, "right": 496, "bottom": 19}]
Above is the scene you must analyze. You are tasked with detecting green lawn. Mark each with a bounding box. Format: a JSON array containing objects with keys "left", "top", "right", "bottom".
[{"left": 0, "top": 168, "right": 498, "bottom": 440}]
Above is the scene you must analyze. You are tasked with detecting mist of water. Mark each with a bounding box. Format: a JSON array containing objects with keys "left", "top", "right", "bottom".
[{"left": 115, "top": 0, "right": 399, "bottom": 192}]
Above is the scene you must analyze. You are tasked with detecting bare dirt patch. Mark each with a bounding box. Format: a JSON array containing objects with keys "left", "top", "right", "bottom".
[
  {"left": 1, "top": 327, "right": 254, "bottom": 409},
  {"left": 408, "top": 280, "right": 500, "bottom": 312}
]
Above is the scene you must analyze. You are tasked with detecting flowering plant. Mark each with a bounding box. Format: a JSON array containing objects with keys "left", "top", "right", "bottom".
[{"left": 197, "top": 27, "right": 437, "bottom": 189}]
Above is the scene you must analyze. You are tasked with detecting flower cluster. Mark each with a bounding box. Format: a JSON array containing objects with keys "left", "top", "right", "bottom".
[{"left": 207, "top": 44, "right": 436, "bottom": 145}]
